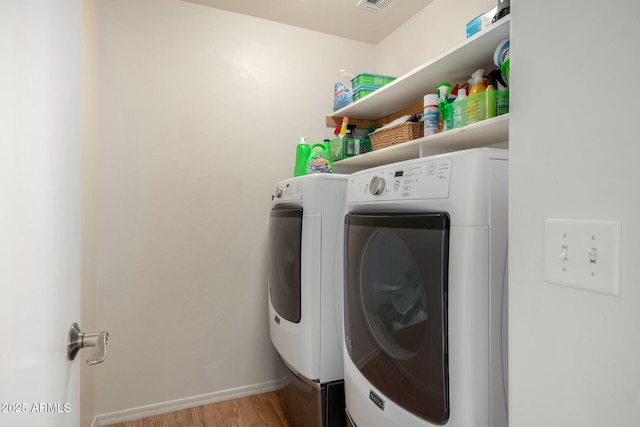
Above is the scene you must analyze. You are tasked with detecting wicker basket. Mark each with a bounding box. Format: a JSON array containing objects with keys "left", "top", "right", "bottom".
[{"left": 369, "top": 122, "right": 424, "bottom": 151}]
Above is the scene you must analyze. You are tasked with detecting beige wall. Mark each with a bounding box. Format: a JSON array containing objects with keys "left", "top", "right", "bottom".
[
  {"left": 509, "top": 1, "right": 640, "bottom": 425},
  {"left": 94, "top": 0, "right": 374, "bottom": 421}
]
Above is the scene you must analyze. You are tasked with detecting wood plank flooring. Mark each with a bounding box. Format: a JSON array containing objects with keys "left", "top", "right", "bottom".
[{"left": 103, "top": 391, "right": 290, "bottom": 427}]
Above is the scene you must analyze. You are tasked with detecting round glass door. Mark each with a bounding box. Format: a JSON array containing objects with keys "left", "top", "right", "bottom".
[
  {"left": 268, "top": 208, "right": 302, "bottom": 323},
  {"left": 344, "top": 212, "right": 450, "bottom": 424},
  {"left": 360, "top": 228, "right": 429, "bottom": 361}
]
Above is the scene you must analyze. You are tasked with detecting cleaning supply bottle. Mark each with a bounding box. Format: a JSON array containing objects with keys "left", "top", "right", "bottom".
[
  {"left": 488, "top": 68, "right": 508, "bottom": 91},
  {"left": 468, "top": 69, "right": 486, "bottom": 96},
  {"left": 423, "top": 94, "right": 440, "bottom": 136},
  {"left": 333, "top": 82, "right": 351, "bottom": 111},
  {"left": 485, "top": 73, "right": 497, "bottom": 120},
  {"left": 333, "top": 69, "right": 353, "bottom": 111},
  {"left": 305, "top": 141, "right": 333, "bottom": 174},
  {"left": 455, "top": 87, "right": 467, "bottom": 101},
  {"left": 452, "top": 88, "right": 467, "bottom": 128},
  {"left": 449, "top": 84, "right": 459, "bottom": 103},
  {"left": 487, "top": 68, "right": 510, "bottom": 116},
  {"left": 294, "top": 137, "right": 311, "bottom": 177},
  {"left": 486, "top": 69, "right": 503, "bottom": 118},
  {"left": 467, "top": 69, "right": 486, "bottom": 123},
  {"left": 437, "top": 82, "right": 452, "bottom": 132},
  {"left": 494, "top": 39, "right": 510, "bottom": 84}
]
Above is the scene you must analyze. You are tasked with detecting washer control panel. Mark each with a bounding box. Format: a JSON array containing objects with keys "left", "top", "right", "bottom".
[
  {"left": 350, "top": 158, "right": 452, "bottom": 201},
  {"left": 272, "top": 180, "right": 304, "bottom": 201}
]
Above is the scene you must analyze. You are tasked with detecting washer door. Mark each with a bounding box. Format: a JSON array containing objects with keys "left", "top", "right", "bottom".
[
  {"left": 268, "top": 207, "right": 303, "bottom": 323},
  {"left": 344, "top": 212, "right": 450, "bottom": 423}
]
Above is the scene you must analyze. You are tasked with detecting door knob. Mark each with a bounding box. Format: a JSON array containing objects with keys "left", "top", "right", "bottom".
[{"left": 67, "top": 323, "right": 109, "bottom": 365}]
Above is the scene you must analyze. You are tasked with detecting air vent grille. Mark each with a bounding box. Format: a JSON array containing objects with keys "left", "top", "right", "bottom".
[{"left": 356, "top": 0, "right": 396, "bottom": 13}]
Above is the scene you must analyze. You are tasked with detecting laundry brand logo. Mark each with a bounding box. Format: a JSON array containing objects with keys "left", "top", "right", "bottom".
[{"left": 369, "top": 390, "right": 385, "bottom": 411}]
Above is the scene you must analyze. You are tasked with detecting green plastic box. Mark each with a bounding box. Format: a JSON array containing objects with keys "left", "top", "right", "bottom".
[
  {"left": 351, "top": 73, "right": 396, "bottom": 90},
  {"left": 329, "top": 138, "right": 372, "bottom": 161},
  {"left": 444, "top": 90, "right": 509, "bottom": 130},
  {"left": 353, "top": 87, "right": 377, "bottom": 102}
]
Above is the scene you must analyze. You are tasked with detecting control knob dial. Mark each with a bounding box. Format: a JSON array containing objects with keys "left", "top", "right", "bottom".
[
  {"left": 275, "top": 186, "right": 284, "bottom": 199},
  {"left": 369, "top": 176, "right": 385, "bottom": 196}
]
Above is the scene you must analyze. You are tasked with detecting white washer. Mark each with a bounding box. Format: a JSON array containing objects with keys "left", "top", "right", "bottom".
[
  {"left": 343, "top": 148, "right": 509, "bottom": 427},
  {"left": 268, "top": 173, "right": 348, "bottom": 427}
]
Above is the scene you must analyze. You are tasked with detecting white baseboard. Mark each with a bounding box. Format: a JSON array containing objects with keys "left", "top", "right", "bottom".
[{"left": 94, "top": 377, "right": 287, "bottom": 426}]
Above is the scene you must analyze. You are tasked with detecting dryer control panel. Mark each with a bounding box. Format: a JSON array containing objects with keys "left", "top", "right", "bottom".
[{"left": 348, "top": 157, "right": 452, "bottom": 202}]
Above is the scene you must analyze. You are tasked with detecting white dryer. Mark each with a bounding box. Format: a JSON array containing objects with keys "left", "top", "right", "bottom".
[
  {"left": 268, "top": 173, "right": 348, "bottom": 427},
  {"left": 342, "top": 148, "right": 509, "bottom": 427}
]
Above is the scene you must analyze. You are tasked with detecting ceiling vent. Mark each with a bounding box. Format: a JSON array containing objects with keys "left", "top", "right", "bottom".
[{"left": 356, "top": 0, "right": 396, "bottom": 13}]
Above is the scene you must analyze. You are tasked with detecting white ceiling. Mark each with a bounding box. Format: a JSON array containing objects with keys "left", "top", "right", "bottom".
[{"left": 181, "top": 0, "right": 433, "bottom": 44}]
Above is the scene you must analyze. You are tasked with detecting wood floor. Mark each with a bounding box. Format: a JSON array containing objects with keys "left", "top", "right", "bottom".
[{"left": 103, "top": 391, "right": 290, "bottom": 427}]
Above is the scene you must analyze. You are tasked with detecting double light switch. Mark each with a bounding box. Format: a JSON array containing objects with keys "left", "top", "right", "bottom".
[{"left": 543, "top": 218, "right": 621, "bottom": 296}]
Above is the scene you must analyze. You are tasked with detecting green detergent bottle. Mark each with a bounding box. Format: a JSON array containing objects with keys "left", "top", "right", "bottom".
[
  {"left": 294, "top": 137, "right": 333, "bottom": 176},
  {"left": 294, "top": 137, "right": 311, "bottom": 177}
]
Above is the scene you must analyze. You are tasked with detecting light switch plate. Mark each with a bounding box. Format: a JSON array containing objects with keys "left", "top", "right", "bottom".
[{"left": 544, "top": 218, "right": 621, "bottom": 296}]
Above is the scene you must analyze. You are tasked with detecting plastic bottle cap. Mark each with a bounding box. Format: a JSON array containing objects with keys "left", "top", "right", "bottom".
[
  {"left": 423, "top": 93, "right": 438, "bottom": 107},
  {"left": 472, "top": 69, "right": 484, "bottom": 85}
]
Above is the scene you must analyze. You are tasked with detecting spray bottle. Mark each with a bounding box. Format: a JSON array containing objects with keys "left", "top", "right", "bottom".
[
  {"left": 487, "top": 68, "right": 510, "bottom": 117},
  {"left": 466, "top": 69, "right": 486, "bottom": 123},
  {"left": 468, "top": 69, "right": 486, "bottom": 96},
  {"left": 436, "top": 82, "right": 452, "bottom": 132},
  {"left": 452, "top": 88, "right": 467, "bottom": 128},
  {"left": 488, "top": 69, "right": 508, "bottom": 91}
]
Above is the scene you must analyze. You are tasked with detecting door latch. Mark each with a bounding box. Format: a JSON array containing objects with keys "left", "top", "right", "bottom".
[{"left": 67, "top": 323, "right": 109, "bottom": 365}]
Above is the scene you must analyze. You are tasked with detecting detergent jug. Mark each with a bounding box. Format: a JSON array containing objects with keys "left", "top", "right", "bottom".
[{"left": 294, "top": 138, "right": 333, "bottom": 176}]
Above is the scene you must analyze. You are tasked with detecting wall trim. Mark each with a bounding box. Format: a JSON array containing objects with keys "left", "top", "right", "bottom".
[{"left": 94, "top": 378, "right": 287, "bottom": 426}]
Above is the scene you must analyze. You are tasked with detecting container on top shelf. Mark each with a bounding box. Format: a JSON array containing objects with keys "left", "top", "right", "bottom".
[
  {"left": 349, "top": 73, "right": 397, "bottom": 104},
  {"left": 333, "top": 69, "right": 354, "bottom": 111},
  {"left": 350, "top": 73, "right": 396, "bottom": 92},
  {"left": 328, "top": 16, "right": 510, "bottom": 121},
  {"left": 353, "top": 85, "right": 384, "bottom": 102},
  {"left": 466, "top": 6, "right": 497, "bottom": 38}
]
